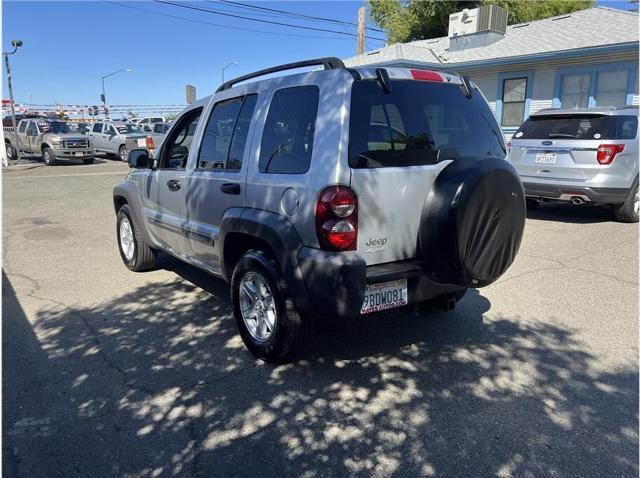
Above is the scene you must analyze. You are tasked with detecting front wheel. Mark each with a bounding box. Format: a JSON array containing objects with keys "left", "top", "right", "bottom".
[
  {"left": 119, "top": 145, "right": 128, "bottom": 162},
  {"left": 42, "top": 147, "right": 56, "bottom": 166},
  {"left": 116, "top": 205, "right": 157, "bottom": 271},
  {"left": 5, "top": 142, "right": 16, "bottom": 161},
  {"left": 614, "top": 179, "right": 639, "bottom": 223},
  {"left": 231, "top": 250, "right": 309, "bottom": 363}
]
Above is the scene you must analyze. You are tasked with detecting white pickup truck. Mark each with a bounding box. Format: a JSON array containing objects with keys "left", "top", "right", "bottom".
[{"left": 88, "top": 120, "right": 147, "bottom": 161}]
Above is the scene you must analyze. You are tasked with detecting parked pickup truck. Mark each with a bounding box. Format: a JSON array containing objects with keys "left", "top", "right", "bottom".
[
  {"left": 89, "top": 121, "right": 147, "bottom": 161},
  {"left": 124, "top": 122, "right": 173, "bottom": 159},
  {"left": 4, "top": 118, "right": 95, "bottom": 165}
]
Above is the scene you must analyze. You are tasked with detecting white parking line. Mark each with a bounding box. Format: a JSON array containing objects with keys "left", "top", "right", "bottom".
[{"left": 3, "top": 171, "right": 127, "bottom": 180}]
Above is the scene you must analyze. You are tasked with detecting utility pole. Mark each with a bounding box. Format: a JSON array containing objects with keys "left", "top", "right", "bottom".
[
  {"left": 356, "top": 6, "right": 366, "bottom": 55},
  {"left": 3, "top": 40, "right": 23, "bottom": 164}
]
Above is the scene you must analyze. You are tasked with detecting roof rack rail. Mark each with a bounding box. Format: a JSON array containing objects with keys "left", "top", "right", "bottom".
[{"left": 216, "top": 57, "right": 346, "bottom": 92}]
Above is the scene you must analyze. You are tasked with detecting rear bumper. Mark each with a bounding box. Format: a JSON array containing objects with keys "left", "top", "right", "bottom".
[
  {"left": 522, "top": 182, "right": 629, "bottom": 204},
  {"left": 295, "top": 247, "right": 463, "bottom": 318}
]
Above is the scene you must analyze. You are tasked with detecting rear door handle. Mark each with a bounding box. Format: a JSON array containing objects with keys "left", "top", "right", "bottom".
[
  {"left": 220, "top": 183, "right": 241, "bottom": 195},
  {"left": 166, "top": 179, "right": 181, "bottom": 191}
]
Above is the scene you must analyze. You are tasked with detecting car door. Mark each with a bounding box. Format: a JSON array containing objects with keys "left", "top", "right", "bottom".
[
  {"left": 145, "top": 107, "right": 203, "bottom": 256},
  {"left": 25, "top": 121, "right": 39, "bottom": 153},
  {"left": 185, "top": 94, "right": 258, "bottom": 271},
  {"left": 91, "top": 123, "right": 104, "bottom": 151},
  {"left": 104, "top": 124, "right": 120, "bottom": 153},
  {"left": 17, "top": 121, "right": 29, "bottom": 152}
]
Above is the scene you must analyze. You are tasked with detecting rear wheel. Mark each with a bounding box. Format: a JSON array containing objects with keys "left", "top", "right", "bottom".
[
  {"left": 119, "top": 145, "right": 128, "bottom": 162},
  {"left": 116, "top": 205, "right": 157, "bottom": 271},
  {"left": 42, "top": 147, "right": 56, "bottom": 166},
  {"left": 614, "top": 179, "right": 639, "bottom": 223},
  {"left": 231, "top": 249, "right": 309, "bottom": 363}
]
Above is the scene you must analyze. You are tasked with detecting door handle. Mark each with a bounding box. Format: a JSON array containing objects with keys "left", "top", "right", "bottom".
[
  {"left": 166, "top": 179, "right": 181, "bottom": 191},
  {"left": 220, "top": 183, "right": 241, "bottom": 195}
]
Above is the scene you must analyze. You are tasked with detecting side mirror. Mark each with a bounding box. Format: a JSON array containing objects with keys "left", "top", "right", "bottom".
[{"left": 128, "top": 148, "right": 150, "bottom": 169}]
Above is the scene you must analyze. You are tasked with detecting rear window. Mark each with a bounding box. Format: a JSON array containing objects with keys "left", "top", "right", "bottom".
[
  {"left": 258, "top": 86, "right": 319, "bottom": 174},
  {"left": 349, "top": 79, "right": 505, "bottom": 168},
  {"left": 514, "top": 114, "right": 638, "bottom": 140}
]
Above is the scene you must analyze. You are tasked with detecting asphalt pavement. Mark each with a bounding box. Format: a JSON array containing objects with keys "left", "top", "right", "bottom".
[{"left": 3, "top": 159, "right": 638, "bottom": 477}]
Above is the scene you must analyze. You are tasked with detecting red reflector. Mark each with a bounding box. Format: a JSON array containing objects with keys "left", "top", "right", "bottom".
[
  {"left": 410, "top": 69, "right": 444, "bottom": 82},
  {"left": 145, "top": 136, "right": 155, "bottom": 150},
  {"left": 323, "top": 220, "right": 357, "bottom": 250},
  {"left": 596, "top": 144, "right": 624, "bottom": 165}
]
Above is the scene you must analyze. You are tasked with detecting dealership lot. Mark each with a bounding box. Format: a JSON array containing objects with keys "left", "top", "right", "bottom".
[{"left": 3, "top": 162, "right": 638, "bottom": 477}]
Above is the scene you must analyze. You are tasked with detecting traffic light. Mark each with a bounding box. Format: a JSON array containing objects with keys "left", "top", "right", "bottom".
[{"left": 100, "top": 94, "right": 105, "bottom": 103}]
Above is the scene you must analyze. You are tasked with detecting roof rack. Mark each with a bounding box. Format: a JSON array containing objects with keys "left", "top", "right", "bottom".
[{"left": 216, "top": 57, "right": 347, "bottom": 92}]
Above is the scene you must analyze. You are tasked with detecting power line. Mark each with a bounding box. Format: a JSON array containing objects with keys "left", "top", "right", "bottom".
[
  {"left": 104, "top": 1, "right": 358, "bottom": 41},
  {"left": 154, "top": 0, "right": 386, "bottom": 41},
  {"left": 214, "top": 0, "right": 384, "bottom": 33}
]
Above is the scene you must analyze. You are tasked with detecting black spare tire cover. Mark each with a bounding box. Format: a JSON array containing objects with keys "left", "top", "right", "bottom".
[{"left": 419, "top": 157, "right": 525, "bottom": 288}]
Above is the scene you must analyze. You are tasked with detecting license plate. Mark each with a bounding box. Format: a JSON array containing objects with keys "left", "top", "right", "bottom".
[
  {"left": 535, "top": 152, "right": 556, "bottom": 164},
  {"left": 360, "top": 278, "right": 408, "bottom": 314},
  {"left": 75, "top": 152, "right": 83, "bottom": 157},
  {"left": 137, "top": 139, "right": 146, "bottom": 147}
]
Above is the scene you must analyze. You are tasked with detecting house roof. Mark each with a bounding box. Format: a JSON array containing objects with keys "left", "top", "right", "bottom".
[{"left": 345, "top": 7, "right": 639, "bottom": 69}]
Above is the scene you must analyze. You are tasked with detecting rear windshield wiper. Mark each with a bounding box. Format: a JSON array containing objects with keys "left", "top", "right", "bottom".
[{"left": 548, "top": 133, "right": 576, "bottom": 139}]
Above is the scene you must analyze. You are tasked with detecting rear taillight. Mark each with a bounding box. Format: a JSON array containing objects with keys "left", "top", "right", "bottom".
[
  {"left": 596, "top": 144, "right": 625, "bottom": 165},
  {"left": 145, "top": 136, "right": 155, "bottom": 150},
  {"left": 316, "top": 186, "right": 358, "bottom": 251},
  {"left": 410, "top": 69, "right": 444, "bottom": 82}
]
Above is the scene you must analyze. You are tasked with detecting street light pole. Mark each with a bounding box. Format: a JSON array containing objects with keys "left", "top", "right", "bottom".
[
  {"left": 101, "top": 68, "right": 131, "bottom": 120},
  {"left": 3, "top": 40, "right": 23, "bottom": 164},
  {"left": 221, "top": 61, "right": 238, "bottom": 84}
]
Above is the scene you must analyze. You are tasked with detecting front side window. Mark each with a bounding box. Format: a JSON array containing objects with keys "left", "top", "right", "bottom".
[
  {"left": 26, "top": 122, "right": 37, "bottom": 136},
  {"left": 105, "top": 124, "right": 117, "bottom": 135},
  {"left": 258, "top": 86, "right": 319, "bottom": 174},
  {"left": 159, "top": 108, "right": 202, "bottom": 169},
  {"left": 595, "top": 70, "right": 629, "bottom": 107},
  {"left": 501, "top": 77, "right": 527, "bottom": 127},
  {"left": 559, "top": 73, "right": 591, "bottom": 108},
  {"left": 349, "top": 79, "right": 505, "bottom": 168}
]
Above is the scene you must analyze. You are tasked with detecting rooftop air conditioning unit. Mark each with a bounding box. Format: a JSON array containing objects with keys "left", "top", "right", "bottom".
[{"left": 448, "top": 5, "right": 508, "bottom": 38}]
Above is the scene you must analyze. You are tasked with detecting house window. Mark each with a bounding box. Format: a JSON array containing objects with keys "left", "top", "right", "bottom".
[
  {"left": 559, "top": 73, "right": 590, "bottom": 108},
  {"left": 595, "top": 70, "right": 629, "bottom": 107},
  {"left": 501, "top": 77, "right": 527, "bottom": 127}
]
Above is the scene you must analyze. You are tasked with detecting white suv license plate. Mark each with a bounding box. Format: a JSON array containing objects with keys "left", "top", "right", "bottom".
[
  {"left": 535, "top": 152, "right": 557, "bottom": 164},
  {"left": 360, "top": 278, "right": 408, "bottom": 315}
]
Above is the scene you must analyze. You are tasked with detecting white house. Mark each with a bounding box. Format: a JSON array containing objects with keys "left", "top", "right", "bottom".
[{"left": 345, "top": 6, "right": 639, "bottom": 138}]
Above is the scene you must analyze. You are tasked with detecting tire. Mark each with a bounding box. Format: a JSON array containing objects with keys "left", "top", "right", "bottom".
[
  {"left": 116, "top": 204, "right": 157, "bottom": 272},
  {"left": 526, "top": 198, "right": 539, "bottom": 210},
  {"left": 42, "top": 147, "right": 56, "bottom": 166},
  {"left": 5, "top": 142, "right": 16, "bottom": 161},
  {"left": 231, "top": 249, "right": 309, "bottom": 363},
  {"left": 614, "top": 178, "right": 639, "bottom": 223},
  {"left": 83, "top": 157, "right": 95, "bottom": 164},
  {"left": 119, "top": 145, "right": 128, "bottom": 162},
  {"left": 419, "top": 157, "right": 526, "bottom": 288}
]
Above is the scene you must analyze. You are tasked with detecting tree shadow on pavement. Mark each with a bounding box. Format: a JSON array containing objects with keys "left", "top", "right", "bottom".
[{"left": 3, "top": 264, "right": 638, "bottom": 477}]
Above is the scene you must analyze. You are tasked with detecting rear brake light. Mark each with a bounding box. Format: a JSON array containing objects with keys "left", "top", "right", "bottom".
[
  {"left": 145, "top": 135, "right": 155, "bottom": 150},
  {"left": 596, "top": 144, "right": 625, "bottom": 165},
  {"left": 316, "top": 186, "right": 358, "bottom": 251},
  {"left": 410, "top": 69, "right": 444, "bottom": 82}
]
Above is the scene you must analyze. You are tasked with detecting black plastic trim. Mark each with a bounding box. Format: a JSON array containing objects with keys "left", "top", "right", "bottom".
[
  {"left": 522, "top": 182, "right": 631, "bottom": 204},
  {"left": 217, "top": 57, "right": 346, "bottom": 92}
]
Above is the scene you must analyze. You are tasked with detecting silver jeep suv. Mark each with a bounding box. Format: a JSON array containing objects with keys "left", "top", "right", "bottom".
[
  {"left": 507, "top": 106, "right": 639, "bottom": 222},
  {"left": 113, "top": 58, "right": 526, "bottom": 362}
]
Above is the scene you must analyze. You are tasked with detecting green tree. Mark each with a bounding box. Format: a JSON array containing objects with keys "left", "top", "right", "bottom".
[{"left": 369, "top": 0, "right": 594, "bottom": 43}]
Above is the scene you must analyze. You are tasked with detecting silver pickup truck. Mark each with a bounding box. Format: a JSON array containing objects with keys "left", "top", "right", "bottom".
[
  {"left": 4, "top": 118, "right": 95, "bottom": 165},
  {"left": 88, "top": 121, "right": 147, "bottom": 161}
]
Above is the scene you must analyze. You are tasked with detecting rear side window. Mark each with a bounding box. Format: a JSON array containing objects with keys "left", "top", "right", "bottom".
[
  {"left": 198, "top": 94, "right": 257, "bottom": 171},
  {"left": 259, "top": 86, "right": 319, "bottom": 174},
  {"left": 93, "top": 123, "right": 102, "bottom": 133},
  {"left": 349, "top": 80, "right": 505, "bottom": 168},
  {"left": 18, "top": 122, "right": 26, "bottom": 133},
  {"left": 514, "top": 114, "right": 638, "bottom": 140}
]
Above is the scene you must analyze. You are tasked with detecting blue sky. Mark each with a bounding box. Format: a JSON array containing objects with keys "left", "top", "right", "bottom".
[{"left": 2, "top": 0, "right": 635, "bottom": 108}]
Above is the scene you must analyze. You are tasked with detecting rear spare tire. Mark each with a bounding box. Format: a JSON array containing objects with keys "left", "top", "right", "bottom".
[{"left": 419, "top": 157, "right": 525, "bottom": 288}]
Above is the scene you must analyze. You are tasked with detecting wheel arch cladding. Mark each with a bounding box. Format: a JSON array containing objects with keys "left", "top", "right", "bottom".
[
  {"left": 220, "top": 208, "right": 311, "bottom": 312},
  {"left": 112, "top": 182, "right": 154, "bottom": 245},
  {"left": 419, "top": 157, "right": 526, "bottom": 288}
]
